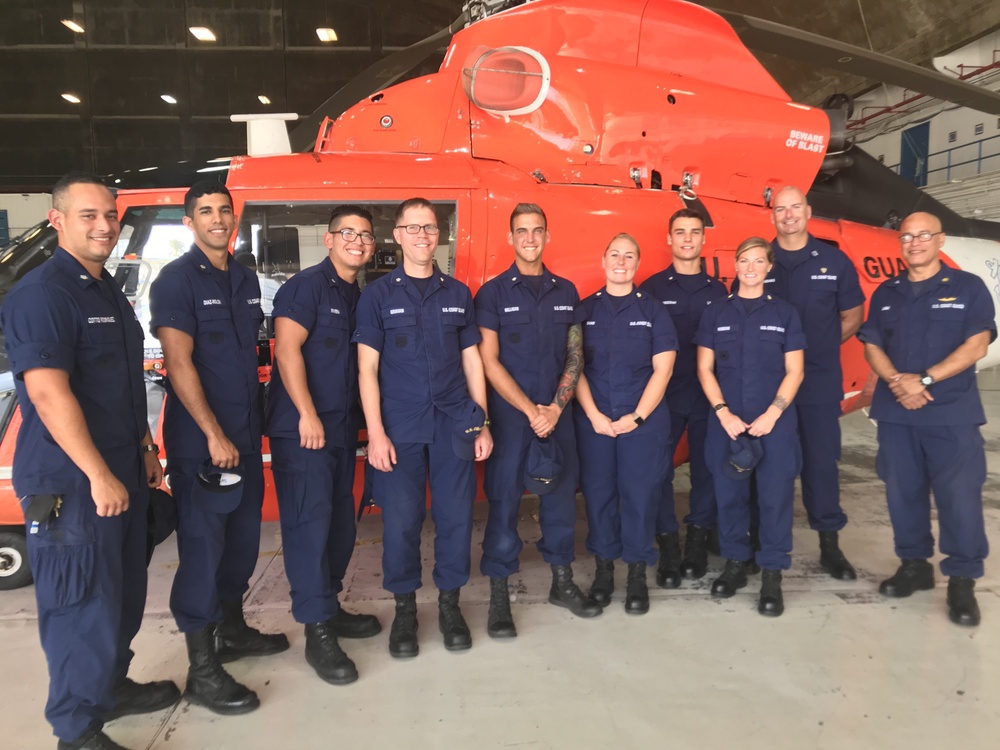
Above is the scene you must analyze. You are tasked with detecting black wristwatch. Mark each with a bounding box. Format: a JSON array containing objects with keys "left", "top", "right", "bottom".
[
  {"left": 713, "top": 403, "right": 728, "bottom": 412},
  {"left": 632, "top": 412, "right": 645, "bottom": 426},
  {"left": 919, "top": 371, "right": 935, "bottom": 386},
  {"left": 141, "top": 443, "right": 159, "bottom": 454}
]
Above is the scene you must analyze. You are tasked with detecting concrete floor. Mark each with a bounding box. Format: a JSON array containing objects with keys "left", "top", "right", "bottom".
[{"left": 4, "top": 373, "right": 1000, "bottom": 749}]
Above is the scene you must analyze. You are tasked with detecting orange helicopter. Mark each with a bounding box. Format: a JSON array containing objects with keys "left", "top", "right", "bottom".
[{"left": 2, "top": 0, "right": 999, "bottom": 589}]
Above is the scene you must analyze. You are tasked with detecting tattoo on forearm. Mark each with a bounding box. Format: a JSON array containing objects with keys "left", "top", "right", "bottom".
[
  {"left": 555, "top": 324, "right": 583, "bottom": 409},
  {"left": 772, "top": 395, "right": 788, "bottom": 411}
]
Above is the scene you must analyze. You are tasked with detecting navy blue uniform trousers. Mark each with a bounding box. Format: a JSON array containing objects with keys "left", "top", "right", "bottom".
[
  {"left": 659, "top": 408, "right": 715, "bottom": 533},
  {"left": 481, "top": 411, "right": 577, "bottom": 577},
  {"left": 271, "top": 437, "right": 357, "bottom": 623},
  {"left": 707, "top": 424, "right": 801, "bottom": 570},
  {"left": 373, "top": 408, "right": 476, "bottom": 594},
  {"left": 876, "top": 422, "right": 989, "bottom": 578},
  {"left": 28, "top": 465, "right": 148, "bottom": 743},
  {"left": 797, "top": 401, "right": 847, "bottom": 532},
  {"left": 575, "top": 408, "right": 668, "bottom": 565},
  {"left": 168, "top": 452, "right": 264, "bottom": 632}
]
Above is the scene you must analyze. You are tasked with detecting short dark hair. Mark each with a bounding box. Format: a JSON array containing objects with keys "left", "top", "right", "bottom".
[
  {"left": 51, "top": 171, "right": 110, "bottom": 212},
  {"left": 328, "top": 204, "right": 374, "bottom": 232},
  {"left": 509, "top": 203, "right": 546, "bottom": 232},
  {"left": 394, "top": 197, "right": 436, "bottom": 225},
  {"left": 184, "top": 181, "right": 232, "bottom": 217},
  {"left": 668, "top": 208, "right": 705, "bottom": 232}
]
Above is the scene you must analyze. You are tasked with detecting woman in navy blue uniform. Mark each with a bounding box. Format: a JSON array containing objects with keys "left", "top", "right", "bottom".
[
  {"left": 574, "top": 233, "right": 677, "bottom": 614},
  {"left": 696, "top": 237, "right": 805, "bottom": 616}
]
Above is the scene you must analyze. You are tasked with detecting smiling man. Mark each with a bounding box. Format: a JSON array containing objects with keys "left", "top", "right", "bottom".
[
  {"left": 266, "top": 205, "right": 381, "bottom": 684},
  {"left": 859, "top": 212, "right": 995, "bottom": 627},
  {"left": 150, "top": 181, "right": 287, "bottom": 716},
  {"left": 749, "top": 186, "right": 866, "bottom": 580},
  {"left": 2, "top": 172, "right": 178, "bottom": 750},
  {"left": 354, "top": 197, "right": 492, "bottom": 657},
  {"left": 640, "top": 209, "right": 728, "bottom": 586}
]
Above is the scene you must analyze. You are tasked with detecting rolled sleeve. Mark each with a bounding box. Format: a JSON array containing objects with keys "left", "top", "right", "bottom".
[
  {"left": 352, "top": 287, "right": 385, "bottom": 351},
  {"left": 650, "top": 301, "right": 679, "bottom": 355},
  {"left": 271, "top": 275, "right": 318, "bottom": 331},
  {"left": 473, "top": 284, "right": 500, "bottom": 331},
  {"left": 963, "top": 277, "right": 997, "bottom": 343},
  {"left": 856, "top": 292, "right": 885, "bottom": 348},
  {"left": 3, "top": 284, "right": 78, "bottom": 377},
  {"left": 149, "top": 269, "right": 196, "bottom": 338},
  {"left": 693, "top": 303, "right": 719, "bottom": 349},
  {"left": 783, "top": 306, "right": 808, "bottom": 352},
  {"left": 837, "top": 258, "right": 866, "bottom": 311},
  {"left": 458, "top": 287, "right": 481, "bottom": 349}
]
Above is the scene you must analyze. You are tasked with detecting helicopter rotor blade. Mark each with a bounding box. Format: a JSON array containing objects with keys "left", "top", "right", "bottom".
[
  {"left": 713, "top": 9, "right": 1000, "bottom": 115},
  {"left": 290, "top": 11, "right": 470, "bottom": 153}
]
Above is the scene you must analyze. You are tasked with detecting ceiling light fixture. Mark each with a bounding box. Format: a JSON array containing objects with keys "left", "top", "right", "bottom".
[
  {"left": 189, "top": 26, "right": 217, "bottom": 42},
  {"left": 316, "top": 27, "right": 338, "bottom": 42},
  {"left": 161, "top": 94, "right": 178, "bottom": 104},
  {"left": 258, "top": 95, "right": 271, "bottom": 105},
  {"left": 61, "top": 93, "right": 81, "bottom": 104},
  {"left": 60, "top": 19, "right": 85, "bottom": 34}
]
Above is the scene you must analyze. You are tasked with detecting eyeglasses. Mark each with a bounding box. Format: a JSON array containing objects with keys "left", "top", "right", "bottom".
[
  {"left": 899, "top": 230, "right": 943, "bottom": 244},
  {"left": 334, "top": 228, "right": 375, "bottom": 245},
  {"left": 395, "top": 224, "right": 440, "bottom": 235}
]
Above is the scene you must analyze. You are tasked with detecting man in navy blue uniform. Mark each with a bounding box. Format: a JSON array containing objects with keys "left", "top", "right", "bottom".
[
  {"left": 858, "top": 212, "right": 995, "bottom": 627},
  {"left": 640, "top": 208, "right": 728, "bottom": 585},
  {"left": 2, "top": 172, "right": 179, "bottom": 750},
  {"left": 475, "top": 203, "right": 601, "bottom": 638},
  {"left": 150, "top": 182, "right": 287, "bottom": 715},
  {"left": 355, "top": 197, "right": 493, "bottom": 657},
  {"left": 759, "top": 186, "right": 866, "bottom": 579},
  {"left": 266, "top": 205, "right": 381, "bottom": 683}
]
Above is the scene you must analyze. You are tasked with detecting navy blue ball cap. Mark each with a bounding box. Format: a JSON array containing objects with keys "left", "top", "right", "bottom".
[
  {"left": 453, "top": 402, "right": 487, "bottom": 461},
  {"left": 723, "top": 434, "right": 764, "bottom": 480},
  {"left": 523, "top": 437, "right": 563, "bottom": 496}
]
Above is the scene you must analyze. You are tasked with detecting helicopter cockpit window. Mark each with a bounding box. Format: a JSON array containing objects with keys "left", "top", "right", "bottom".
[{"left": 234, "top": 201, "right": 460, "bottom": 309}]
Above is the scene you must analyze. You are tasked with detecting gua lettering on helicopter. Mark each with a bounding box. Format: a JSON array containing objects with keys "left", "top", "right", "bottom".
[{"left": 863, "top": 256, "right": 908, "bottom": 280}]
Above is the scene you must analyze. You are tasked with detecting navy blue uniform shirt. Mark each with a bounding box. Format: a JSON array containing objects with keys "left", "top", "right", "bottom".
[
  {"left": 857, "top": 264, "right": 996, "bottom": 426},
  {"left": 640, "top": 265, "right": 728, "bottom": 415},
  {"left": 733, "top": 235, "right": 864, "bottom": 404},
  {"left": 574, "top": 288, "right": 678, "bottom": 420},
  {"left": 474, "top": 263, "right": 579, "bottom": 418},
  {"left": 266, "top": 257, "right": 360, "bottom": 447},
  {"left": 2, "top": 247, "right": 147, "bottom": 495},
  {"left": 149, "top": 246, "right": 264, "bottom": 459},
  {"left": 352, "top": 267, "right": 481, "bottom": 443},
  {"left": 695, "top": 294, "right": 807, "bottom": 429}
]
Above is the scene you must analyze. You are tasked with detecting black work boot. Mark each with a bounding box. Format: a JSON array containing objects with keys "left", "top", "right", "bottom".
[
  {"left": 330, "top": 605, "right": 382, "bottom": 639},
  {"left": 879, "top": 559, "right": 935, "bottom": 598},
  {"left": 214, "top": 600, "right": 290, "bottom": 663},
  {"left": 57, "top": 729, "right": 128, "bottom": 750},
  {"left": 105, "top": 677, "right": 180, "bottom": 721},
  {"left": 711, "top": 559, "right": 750, "bottom": 598},
  {"left": 680, "top": 524, "right": 710, "bottom": 579},
  {"left": 183, "top": 627, "right": 260, "bottom": 715},
  {"left": 947, "top": 577, "right": 981, "bottom": 627},
  {"left": 304, "top": 620, "right": 359, "bottom": 684},
  {"left": 818, "top": 531, "right": 857, "bottom": 580},
  {"left": 625, "top": 561, "right": 650, "bottom": 614},
  {"left": 758, "top": 569, "right": 784, "bottom": 617},
  {"left": 487, "top": 577, "right": 517, "bottom": 639},
  {"left": 439, "top": 588, "right": 472, "bottom": 651},
  {"left": 549, "top": 564, "right": 603, "bottom": 618},
  {"left": 655, "top": 532, "right": 682, "bottom": 589},
  {"left": 589, "top": 556, "right": 615, "bottom": 605},
  {"left": 388, "top": 593, "right": 419, "bottom": 658}
]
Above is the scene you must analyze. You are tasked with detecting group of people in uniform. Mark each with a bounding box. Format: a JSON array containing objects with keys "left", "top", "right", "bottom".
[{"left": 3, "top": 173, "right": 994, "bottom": 750}]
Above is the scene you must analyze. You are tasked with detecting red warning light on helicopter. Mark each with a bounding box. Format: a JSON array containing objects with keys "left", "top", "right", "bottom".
[{"left": 380, "top": 115, "right": 393, "bottom": 128}]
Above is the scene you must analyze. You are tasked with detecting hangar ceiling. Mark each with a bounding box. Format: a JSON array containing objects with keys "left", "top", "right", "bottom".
[{"left": 0, "top": 0, "right": 998, "bottom": 192}]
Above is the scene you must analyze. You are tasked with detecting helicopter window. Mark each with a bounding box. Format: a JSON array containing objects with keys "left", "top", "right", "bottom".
[{"left": 234, "top": 201, "right": 460, "bottom": 302}]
